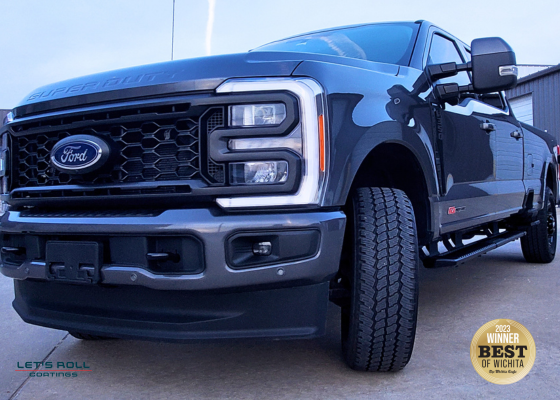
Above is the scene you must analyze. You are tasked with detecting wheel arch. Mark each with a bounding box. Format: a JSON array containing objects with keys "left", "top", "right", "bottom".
[
  {"left": 345, "top": 141, "right": 436, "bottom": 246},
  {"left": 545, "top": 162, "right": 558, "bottom": 199}
]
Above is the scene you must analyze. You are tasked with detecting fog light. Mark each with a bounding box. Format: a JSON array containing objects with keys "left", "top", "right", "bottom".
[
  {"left": 252, "top": 241, "right": 272, "bottom": 256},
  {"left": 230, "top": 161, "right": 288, "bottom": 185}
]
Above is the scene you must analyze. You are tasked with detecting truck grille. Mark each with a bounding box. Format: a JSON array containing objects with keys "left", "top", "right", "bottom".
[{"left": 10, "top": 104, "right": 224, "bottom": 192}]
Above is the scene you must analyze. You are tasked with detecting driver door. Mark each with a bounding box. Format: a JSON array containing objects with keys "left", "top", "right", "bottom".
[{"left": 426, "top": 32, "right": 509, "bottom": 233}]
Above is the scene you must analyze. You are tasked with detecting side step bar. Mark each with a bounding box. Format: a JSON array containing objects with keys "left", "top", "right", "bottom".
[{"left": 423, "top": 231, "right": 526, "bottom": 268}]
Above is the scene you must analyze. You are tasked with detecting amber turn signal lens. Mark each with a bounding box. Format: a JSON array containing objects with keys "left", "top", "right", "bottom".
[{"left": 318, "top": 115, "right": 325, "bottom": 172}]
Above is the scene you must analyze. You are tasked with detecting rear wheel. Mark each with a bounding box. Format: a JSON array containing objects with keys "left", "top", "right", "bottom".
[
  {"left": 521, "top": 187, "right": 557, "bottom": 263},
  {"left": 341, "top": 187, "right": 419, "bottom": 372}
]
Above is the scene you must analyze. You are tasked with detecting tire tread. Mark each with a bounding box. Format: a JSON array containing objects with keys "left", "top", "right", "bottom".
[{"left": 343, "top": 187, "right": 419, "bottom": 372}]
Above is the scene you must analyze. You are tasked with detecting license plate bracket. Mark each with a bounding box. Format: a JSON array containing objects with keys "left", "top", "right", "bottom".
[{"left": 46, "top": 241, "right": 102, "bottom": 284}]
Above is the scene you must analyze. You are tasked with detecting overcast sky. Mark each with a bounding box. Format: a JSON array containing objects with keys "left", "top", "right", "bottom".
[{"left": 1, "top": 0, "right": 558, "bottom": 109}]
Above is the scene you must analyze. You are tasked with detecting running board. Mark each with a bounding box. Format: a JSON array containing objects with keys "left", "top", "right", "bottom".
[{"left": 423, "top": 231, "right": 526, "bottom": 268}]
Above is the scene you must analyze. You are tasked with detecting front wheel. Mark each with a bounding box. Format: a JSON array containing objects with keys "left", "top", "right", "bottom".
[
  {"left": 341, "top": 187, "right": 419, "bottom": 372},
  {"left": 521, "top": 187, "right": 557, "bottom": 263}
]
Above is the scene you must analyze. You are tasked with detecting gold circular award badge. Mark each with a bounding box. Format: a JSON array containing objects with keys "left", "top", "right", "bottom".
[{"left": 470, "top": 319, "right": 536, "bottom": 384}]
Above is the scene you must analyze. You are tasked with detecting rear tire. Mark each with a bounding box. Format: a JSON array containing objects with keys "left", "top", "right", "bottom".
[
  {"left": 341, "top": 187, "right": 419, "bottom": 372},
  {"left": 521, "top": 187, "right": 557, "bottom": 263},
  {"left": 68, "top": 331, "right": 115, "bottom": 340}
]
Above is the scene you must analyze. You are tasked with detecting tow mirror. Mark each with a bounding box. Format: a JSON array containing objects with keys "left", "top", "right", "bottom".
[
  {"left": 471, "top": 37, "right": 518, "bottom": 93},
  {"left": 426, "top": 37, "right": 518, "bottom": 103}
]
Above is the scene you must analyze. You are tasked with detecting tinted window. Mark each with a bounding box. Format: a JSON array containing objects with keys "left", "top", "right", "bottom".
[
  {"left": 254, "top": 23, "right": 419, "bottom": 66},
  {"left": 428, "top": 34, "right": 471, "bottom": 86}
]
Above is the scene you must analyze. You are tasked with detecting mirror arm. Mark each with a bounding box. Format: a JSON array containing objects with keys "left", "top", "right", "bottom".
[
  {"left": 427, "top": 61, "right": 472, "bottom": 83},
  {"left": 434, "top": 83, "right": 475, "bottom": 105},
  {"left": 458, "top": 83, "right": 474, "bottom": 93}
]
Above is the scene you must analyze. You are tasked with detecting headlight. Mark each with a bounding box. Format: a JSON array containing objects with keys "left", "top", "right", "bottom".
[
  {"left": 0, "top": 147, "right": 7, "bottom": 178},
  {"left": 0, "top": 131, "right": 9, "bottom": 215},
  {"left": 0, "top": 132, "right": 8, "bottom": 178},
  {"left": 230, "top": 161, "right": 288, "bottom": 185},
  {"left": 215, "top": 78, "right": 328, "bottom": 208},
  {"left": 228, "top": 125, "right": 302, "bottom": 154},
  {"left": 2, "top": 111, "right": 13, "bottom": 127},
  {"left": 1, "top": 112, "right": 13, "bottom": 179},
  {"left": 229, "top": 103, "right": 286, "bottom": 127}
]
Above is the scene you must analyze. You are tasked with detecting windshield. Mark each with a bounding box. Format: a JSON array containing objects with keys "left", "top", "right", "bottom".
[{"left": 254, "top": 23, "right": 419, "bottom": 66}]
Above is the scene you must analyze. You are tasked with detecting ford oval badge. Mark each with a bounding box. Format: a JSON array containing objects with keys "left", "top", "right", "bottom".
[{"left": 51, "top": 135, "right": 110, "bottom": 174}]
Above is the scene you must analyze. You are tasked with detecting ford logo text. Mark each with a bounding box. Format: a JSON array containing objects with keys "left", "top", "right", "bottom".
[{"left": 59, "top": 145, "right": 91, "bottom": 164}]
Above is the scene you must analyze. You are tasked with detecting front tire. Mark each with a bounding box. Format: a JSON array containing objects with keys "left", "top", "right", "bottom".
[
  {"left": 521, "top": 187, "right": 557, "bottom": 263},
  {"left": 341, "top": 187, "right": 419, "bottom": 372}
]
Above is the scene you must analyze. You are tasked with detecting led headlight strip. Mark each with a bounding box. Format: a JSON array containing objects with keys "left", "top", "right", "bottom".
[{"left": 215, "top": 78, "right": 328, "bottom": 208}]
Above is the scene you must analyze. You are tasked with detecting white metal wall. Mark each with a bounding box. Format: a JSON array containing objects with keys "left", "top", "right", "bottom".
[{"left": 509, "top": 94, "right": 533, "bottom": 125}]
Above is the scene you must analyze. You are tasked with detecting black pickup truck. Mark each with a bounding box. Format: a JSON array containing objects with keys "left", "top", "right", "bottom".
[{"left": 1, "top": 20, "right": 557, "bottom": 372}]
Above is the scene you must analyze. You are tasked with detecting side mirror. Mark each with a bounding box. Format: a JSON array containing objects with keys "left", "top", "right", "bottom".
[{"left": 471, "top": 37, "right": 518, "bottom": 93}]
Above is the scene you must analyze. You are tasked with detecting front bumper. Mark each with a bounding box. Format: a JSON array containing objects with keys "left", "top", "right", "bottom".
[
  {"left": 1, "top": 208, "right": 346, "bottom": 340},
  {"left": 0, "top": 208, "right": 345, "bottom": 290},
  {"left": 13, "top": 279, "right": 331, "bottom": 341}
]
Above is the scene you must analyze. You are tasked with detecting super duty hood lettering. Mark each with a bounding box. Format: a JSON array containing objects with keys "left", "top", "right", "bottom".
[
  {"left": 15, "top": 52, "right": 303, "bottom": 117},
  {"left": 26, "top": 71, "right": 186, "bottom": 101}
]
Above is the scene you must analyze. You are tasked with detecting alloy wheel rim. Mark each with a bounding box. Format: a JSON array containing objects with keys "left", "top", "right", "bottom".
[{"left": 547, "top": 200, "right": 556, "bottom": 250}]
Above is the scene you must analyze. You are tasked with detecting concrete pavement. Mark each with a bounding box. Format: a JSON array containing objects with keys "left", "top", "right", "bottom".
[{"left": 1, "top": 239, "right": 559, "bottom": 399}]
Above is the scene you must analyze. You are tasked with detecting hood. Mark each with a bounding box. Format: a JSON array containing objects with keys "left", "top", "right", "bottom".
[
  {"left": 14, "top": 51, "right": 400, "bottom": 118},
  {"left": 14, "top": 52, "right": 301, "bottom": 118}
]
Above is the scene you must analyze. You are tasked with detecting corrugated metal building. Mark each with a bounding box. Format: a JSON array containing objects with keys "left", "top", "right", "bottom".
[
  {"left": 506, "top": 64, "right": 560, "bottom": 141},
  {"left": 516, "top": 64, "right": 553, "bottom": 79}
]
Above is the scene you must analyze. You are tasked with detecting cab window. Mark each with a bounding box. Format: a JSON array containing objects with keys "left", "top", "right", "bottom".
[{"left": 427, "top": 34, "right": 471, "bottom": 86}]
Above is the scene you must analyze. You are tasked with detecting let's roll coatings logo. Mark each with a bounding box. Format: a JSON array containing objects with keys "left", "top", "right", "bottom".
[{"left": 16, "top": 361, "right": 91, "bottom": 378}]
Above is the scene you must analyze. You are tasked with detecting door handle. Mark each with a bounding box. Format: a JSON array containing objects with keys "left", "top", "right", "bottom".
[
  {"left": 510, "top": 130, "right": 523, "bottom": 139},
  {"left": 146, "top": 252, "right": 170, "bottom": 261},
  {"left": 480, "top": 122, "right": 496, "bottom": 132}
]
